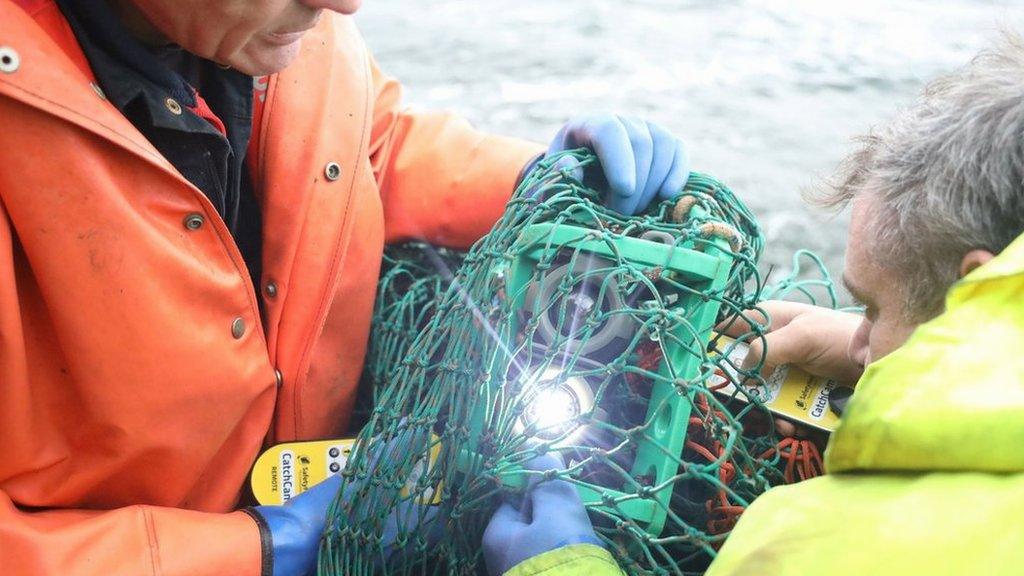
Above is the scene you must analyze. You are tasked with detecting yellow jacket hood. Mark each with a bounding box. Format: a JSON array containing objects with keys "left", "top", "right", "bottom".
[{"left": 826, "top": 232, "right": 1024, "bottom": 474}]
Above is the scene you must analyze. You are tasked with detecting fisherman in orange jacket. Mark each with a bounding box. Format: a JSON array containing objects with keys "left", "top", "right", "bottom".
[{"left": 0, "top": 0, "right": 691, "bottom": 574}]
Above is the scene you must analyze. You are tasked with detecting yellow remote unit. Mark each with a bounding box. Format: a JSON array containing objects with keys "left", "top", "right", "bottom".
[
  {"left": 711, "top": 337, "right": 843, "bottom": 432},
  {"left": 250, "top": 439, "right": 357, "bottom": 505},
  {"left": 250, "top": 437, "right": 444, "bottom": 505}
]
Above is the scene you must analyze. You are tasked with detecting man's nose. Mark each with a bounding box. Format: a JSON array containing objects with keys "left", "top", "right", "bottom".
[{"left": 848, "top": 318, "right": 872, "bottom": 368}]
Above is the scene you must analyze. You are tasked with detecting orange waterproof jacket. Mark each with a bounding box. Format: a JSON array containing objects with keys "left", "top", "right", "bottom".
[{"left": 0, "top": 1, "right": 542, "bottom": 573}]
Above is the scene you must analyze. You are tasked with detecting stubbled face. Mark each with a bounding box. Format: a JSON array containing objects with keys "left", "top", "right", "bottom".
[
  {"left": 126, "top": 0, "right": 362, "bottom": 75},
  {"left": 842, "top": 196, "right": 919, "bottom": 368}
]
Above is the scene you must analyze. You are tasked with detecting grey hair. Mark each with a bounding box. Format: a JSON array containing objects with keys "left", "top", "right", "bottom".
[{"left": 818, "top": 32, "right": 1024, "bottom": 321}]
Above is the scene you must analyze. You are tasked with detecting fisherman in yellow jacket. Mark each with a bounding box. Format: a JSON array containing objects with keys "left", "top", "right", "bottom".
[{"left": 482, "top": 34, "right": 1024, "bottom": 576}]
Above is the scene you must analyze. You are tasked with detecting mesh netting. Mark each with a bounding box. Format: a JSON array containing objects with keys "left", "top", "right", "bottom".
[{"left": 323, "top": 150, "right": 833, "bottom": 575}]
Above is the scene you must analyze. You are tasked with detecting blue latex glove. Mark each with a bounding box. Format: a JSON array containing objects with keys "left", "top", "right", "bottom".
[
  {"left": 250, "top": 428, "right": 441, "bottom": 576},
  {"left": 544, "top": 114, "right": 690, "bottom": 215},
  {"left": 250, "top": 473, "right": 343, "bottom": 576},
  {"left": 482, "top": 453, "right": 604, "bottom": 576}
]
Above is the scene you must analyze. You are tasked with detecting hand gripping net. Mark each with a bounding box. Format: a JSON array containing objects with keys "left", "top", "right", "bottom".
[{"left": 323, "top": 150, "right": 826, "bottom": 575}]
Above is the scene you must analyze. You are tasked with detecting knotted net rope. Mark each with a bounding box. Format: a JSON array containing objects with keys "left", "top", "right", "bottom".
[{"left": 323, "top": 150, "right": 834, "bottom": 575}]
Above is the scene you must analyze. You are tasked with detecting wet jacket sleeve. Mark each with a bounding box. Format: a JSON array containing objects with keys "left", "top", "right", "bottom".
[
  {"left": 704, "top": 472, "right": 1024, "bottom": 576},
  {"left": 503, "top": 544, "right": 625, "bottom": 576},
  {"left": 0, "top": 497, "right": 262, "bottom": 576},
  {"left": 0, "top": 208, "right": 263, "bottom": 576},
  {"left": 367, "top": 56, "right": 545, "bottom": 248}
]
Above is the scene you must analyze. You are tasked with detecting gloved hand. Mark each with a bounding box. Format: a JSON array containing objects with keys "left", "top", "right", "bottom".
[
  {"left": 542, "top": 114, "right": 690, "bottom": 215},
  {"left": 250, "top": 427, "right": 442, "bottom": 576},
  {"left": 483, "top": 453, "right": 604, "bottom": 576},
  {"left": 249, "top": 473, "right": 343, "bottom": 576}
]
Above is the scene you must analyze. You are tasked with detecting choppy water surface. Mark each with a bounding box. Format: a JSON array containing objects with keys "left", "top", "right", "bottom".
[{"left": 357, "top": 0, "right": 1022, "bottom": 291}]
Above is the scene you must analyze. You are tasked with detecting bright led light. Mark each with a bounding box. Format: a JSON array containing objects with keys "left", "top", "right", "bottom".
[
  {"left": 517, "top": 368, "right": 595, "bottom": 445},
  {"left": 529, "top": 387, "right": 579, "bottom": 432}
]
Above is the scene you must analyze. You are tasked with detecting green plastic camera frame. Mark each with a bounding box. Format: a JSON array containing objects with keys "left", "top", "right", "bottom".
[{"left": 466, "top": 203, "right": 737, "bottom": 538}]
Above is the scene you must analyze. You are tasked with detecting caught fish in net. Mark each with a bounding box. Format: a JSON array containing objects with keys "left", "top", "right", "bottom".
[{"left": 325, "top": 150, "right": 837, "bottom": 575}]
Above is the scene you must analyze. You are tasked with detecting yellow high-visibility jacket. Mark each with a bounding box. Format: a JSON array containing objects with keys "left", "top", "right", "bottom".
[{"left": 511, "top": 231, "right": 1024, "bottom": 576}]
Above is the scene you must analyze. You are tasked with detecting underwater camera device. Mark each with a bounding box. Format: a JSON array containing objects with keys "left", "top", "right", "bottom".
[{"left": 467, "top": 202, "right": 740, "bottom": 537}]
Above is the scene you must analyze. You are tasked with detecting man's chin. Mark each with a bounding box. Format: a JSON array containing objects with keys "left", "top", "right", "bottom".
[{"left": 227, "top": 41, "right": 303, "bottom": 76}]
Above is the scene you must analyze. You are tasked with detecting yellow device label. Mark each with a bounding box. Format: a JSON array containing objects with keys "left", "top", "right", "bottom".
[
  {"left": 250, "top": 439, "right": 356, "bottom": 505},
  {"left": 250, "top": 437, "right": 444, "bottom": 506},
  {"left": 711, "top": 338, "right": 843, "bottom": 432}
]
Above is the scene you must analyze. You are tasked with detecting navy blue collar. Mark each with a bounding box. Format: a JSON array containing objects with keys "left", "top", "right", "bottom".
[
  {"left": 54, "top": 0, "right": 263, "bottom": 294},
  {"left": 57, "top": 0, "right": 196, "bottom": 106}
]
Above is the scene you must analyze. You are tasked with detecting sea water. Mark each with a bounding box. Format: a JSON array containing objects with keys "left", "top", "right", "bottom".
[{"left": 357, "top": 0, "right": 1022, "bottom": 298}]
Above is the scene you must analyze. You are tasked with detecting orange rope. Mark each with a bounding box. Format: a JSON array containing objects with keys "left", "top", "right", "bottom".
[
  {"left": 687, "top": 394, "right": 745, "bottom": 536},
  {"left": 759, "top": 437, "right": 824, "bottom": 484},
  {"left": 642, "top": 348, "right": 826, "bottom": 536},
  {"left": 686, "top": 395, "right": 826, "bottom": 537}
]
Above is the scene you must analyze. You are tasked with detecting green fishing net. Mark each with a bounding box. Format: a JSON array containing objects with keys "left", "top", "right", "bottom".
[{"left": 324, "top": 150, "right": 834, "bottom": 575}]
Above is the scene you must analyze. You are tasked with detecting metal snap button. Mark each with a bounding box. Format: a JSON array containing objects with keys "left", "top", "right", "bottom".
[
  {"left": 165, "top": 97, "right": 183, "bottom": 115},
  {"left": 265, "top": 281, "right": 278, "bottom": 298},
  {"left": 183, "top": 213, "right": 205, "bottom": 230},
  {"left": 231, "top": 317, "right": 246, "bottom": 339},
  {"left": 274, "top": 369, "right": 284, "bottom": 387},
  {"left": 0, "top": 47, "right": 20, "bottom": 73},
  {"left": 324, "top": 162, "right": 342, "bottom": 181}
]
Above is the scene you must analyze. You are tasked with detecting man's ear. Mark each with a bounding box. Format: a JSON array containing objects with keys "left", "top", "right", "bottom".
[{"left": 959, "top": 249, "right": 996, "bottom": 278}]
